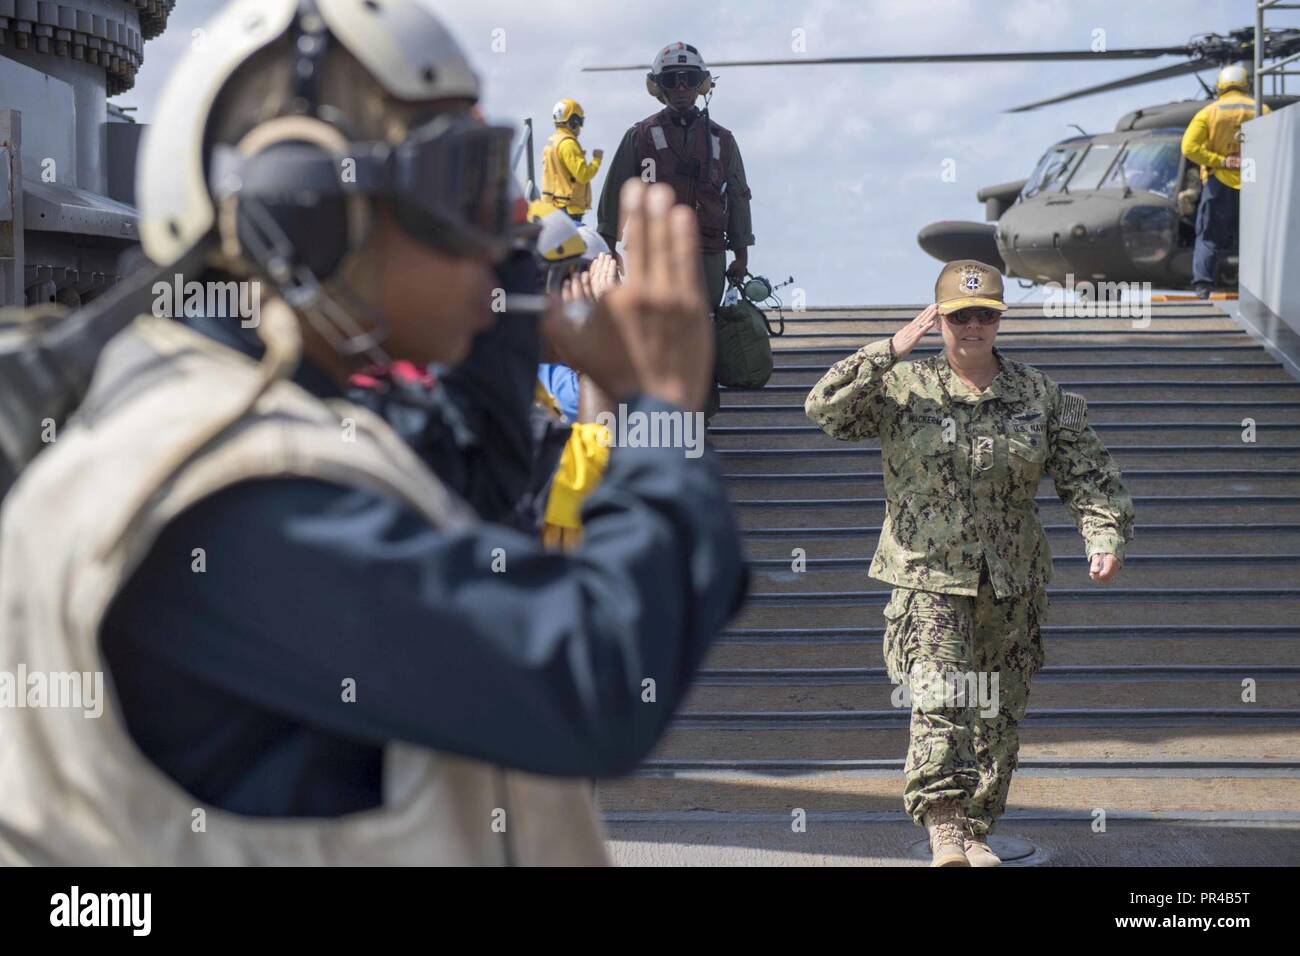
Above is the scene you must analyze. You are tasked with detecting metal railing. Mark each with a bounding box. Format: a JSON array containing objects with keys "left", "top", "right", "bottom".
[
  {"left": 1255, "top": 1, "right": 1300, "bottom": 98},
  {"left": 511, "top": 117, "right": 539, "bottom": 201}
]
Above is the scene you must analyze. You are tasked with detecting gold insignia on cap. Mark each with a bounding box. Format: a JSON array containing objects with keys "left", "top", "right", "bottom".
[{"left": 959, "top": 266, "right": 984, "bottom": 294}]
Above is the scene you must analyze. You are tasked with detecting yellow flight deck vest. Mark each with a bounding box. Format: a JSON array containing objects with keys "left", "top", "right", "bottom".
[
  {"left": 1181, "top": 90, "right": 1269, "bottom": 190},
  {"left": 0, "top": 306, "right": 609, "bottom": 866},
  {"left": 542, "top": 127, "right": 599, "bottom": 214},
  {"left": 542, "top": 423, "right": 611, "bottom": 550},
  {"left": 532, "top": 382, "right": 611, "bottom": 550}
]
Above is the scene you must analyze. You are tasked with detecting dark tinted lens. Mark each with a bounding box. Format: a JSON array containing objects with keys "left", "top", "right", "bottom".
[
  {"left": 396, "top": 117, "right": 514, "bottom": 257},
  {"left": 462, "top": 127, "right": 513, "bottom": 236},
  {"left": 948, "top": 308, "right": 1001, "bottom": 326},
  {"left": 660, "top": 70, "right": 702, "bottom": 90}
]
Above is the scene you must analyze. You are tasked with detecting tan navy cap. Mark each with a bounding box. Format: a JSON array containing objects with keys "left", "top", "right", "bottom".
[{"left": 935, "top": 259, "right": 1008, "bottom": 315}]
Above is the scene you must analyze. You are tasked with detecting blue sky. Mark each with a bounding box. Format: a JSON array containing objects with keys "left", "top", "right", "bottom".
[{"left": 125, "top": 0, "right": 1297, "bottom": 305}]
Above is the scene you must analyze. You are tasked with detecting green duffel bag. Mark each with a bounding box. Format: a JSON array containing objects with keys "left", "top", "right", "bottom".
[{"left": 714, "top": 295, "right": 777, "bottom": 389}]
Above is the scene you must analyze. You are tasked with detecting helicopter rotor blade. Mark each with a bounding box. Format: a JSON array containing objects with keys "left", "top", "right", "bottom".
[
  {"left": 581, "top": 46, "right": 1193, "bottom": 72},
  {"left": 1005, "top": 58, "right": 1218, "bottom": 112}
]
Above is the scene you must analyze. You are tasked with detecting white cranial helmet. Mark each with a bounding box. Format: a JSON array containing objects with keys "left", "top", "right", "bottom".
[
  {"left": 138, "top": 0, "right": 481, "bottom": 266},
  {"left": 576, "top": 226, "right": 610, "bottom": 262},
  {"left": 1216, "top": 63, "right": 1249, "bottom": 93},
  {"left": 651, "top": 42, "right": 708, "bottom": 75}
]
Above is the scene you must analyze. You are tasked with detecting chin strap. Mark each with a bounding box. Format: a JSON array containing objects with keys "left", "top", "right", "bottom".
[{"left": 231, "top": 191, "right": 393, "bottom": 369}]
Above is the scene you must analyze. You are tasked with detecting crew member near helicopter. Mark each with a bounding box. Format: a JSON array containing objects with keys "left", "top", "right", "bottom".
[
  {"left": 1180, "top": 64, "right": 1269, "bottom": 298},
  {"left": 806, "top": 260, "right": 1134, "bottom": 867},
  {"left": 596, "top": 42, "right": 754, "bottom": 316},
  {"left": 541, "top": 98, "right": 603, "bottom": 222}
]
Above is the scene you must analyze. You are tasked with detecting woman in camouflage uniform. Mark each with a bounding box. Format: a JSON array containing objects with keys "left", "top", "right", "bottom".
[{"left": 805, "top": 260, "right": 1135, "bottom": 867}]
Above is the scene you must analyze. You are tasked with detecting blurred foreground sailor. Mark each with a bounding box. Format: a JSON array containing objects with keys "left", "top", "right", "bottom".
[
  {"left": 0, "top": 0, "right": 745, "bottom": 865},
  {"left": 805, "top": 260, "right": 1134, "bottom": 866}
]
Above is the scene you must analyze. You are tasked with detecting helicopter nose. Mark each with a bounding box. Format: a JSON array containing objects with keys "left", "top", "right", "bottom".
[{"left": 916, "top": 221, "right": 1006, "bottom": 272}]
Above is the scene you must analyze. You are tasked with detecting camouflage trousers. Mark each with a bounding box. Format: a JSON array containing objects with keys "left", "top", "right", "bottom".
[{"left": 882, "top": 566, "right": 1048, "bottom": 836}]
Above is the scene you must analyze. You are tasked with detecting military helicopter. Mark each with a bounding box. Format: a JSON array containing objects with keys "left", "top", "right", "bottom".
[{"left": 585, "top": 26, "right": 1299, "bottom": 291}]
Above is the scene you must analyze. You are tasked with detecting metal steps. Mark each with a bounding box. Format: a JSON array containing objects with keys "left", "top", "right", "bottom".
[
  {"left": 714, "top": 433, "right": 1300, "bottom": 455},
  {"left": 650, "top": 723, "right": 1300, "bottom": 761},
  {"left": 720, "top": 446, "right": 1300, "bottom": 471},
  {"left": 732, "top": 594, "right": 1300, "bottom": 628},
  {"left": 708, "top": 631, "right": 1300, "bottom": 668},
  {"left": 723, "top": 385, "right": 1300, "bottom": 407},
  {"left": 763, "top": 365, "right": 1298, "bottom": 387},
  {"left": 741, "top": 526, "right": 1300, "bottom": 553},
  {"left": 720, "top": 404, "right": 1300, "bottom": 426},
  {"left": 751, "top": 557, "right": 1296, "bottom": 590},
  {"left": 683, "top": 671, "right": 1300, "bottom": 711},
  {"left": 604, "top": 770, "right": 1300, "bottom": 812},
  {"left": 730, "top": 497, "right": 1300, "bottom": 526},
  {"left": 600, "top": 301, "right": 1300, "bottom": 866},
  {"left": 723, "top": 471, "right": 1300, "bottom": 496}
]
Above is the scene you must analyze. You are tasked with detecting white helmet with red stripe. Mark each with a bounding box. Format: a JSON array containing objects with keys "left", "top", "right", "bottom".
[
  {"left": 646, "top": 42, "right": 714, "bottom": 101},
  {"left": 652, "top": 42, "right": 707, "bottom": 75}
]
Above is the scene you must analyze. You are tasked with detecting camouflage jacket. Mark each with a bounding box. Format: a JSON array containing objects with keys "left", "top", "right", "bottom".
[{"left": 805, "top": 339, "right": 1135, "bottom": 598}]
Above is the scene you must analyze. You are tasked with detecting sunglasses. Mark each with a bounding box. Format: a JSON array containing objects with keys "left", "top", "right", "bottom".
[
  {"left": 657, "top": 70, "right": 705, "bottom": 91},
  {"left": 945, "top": 308, "right": 1002, "bottom": 326}
]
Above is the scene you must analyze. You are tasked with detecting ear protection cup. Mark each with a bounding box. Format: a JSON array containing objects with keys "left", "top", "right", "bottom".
[
  {"left": 217, "top": 115, "right": 371, "bottom": 283},
  {"left": 645, "top": 72, "right": 665, "bottom": 103}
]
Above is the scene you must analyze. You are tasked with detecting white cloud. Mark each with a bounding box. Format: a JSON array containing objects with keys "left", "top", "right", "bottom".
[{"left": 119, "top": 0, "right": 1297, "bottom": 304}]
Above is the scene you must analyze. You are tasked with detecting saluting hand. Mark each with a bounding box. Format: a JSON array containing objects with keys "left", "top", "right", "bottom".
[
  {"left": 560, "top": 270, "right": 595, "bottom": 304},
  {"left": 891, "top": 303, "right": 940, "bottom": 359},
  {"left": 1090, "top": 553, "right": 1122, "bottom": 583},
  {"left": 544, "top": 181, "right": 712, "bottom": 411},
  {"left": 588, "top": 253, "right": 621, "bottom": 298}
]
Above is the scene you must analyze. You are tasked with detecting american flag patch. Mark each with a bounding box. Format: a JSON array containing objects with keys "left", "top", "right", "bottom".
[{"left": 1060, "top": 391, "right": 1087, "bottom": 432}]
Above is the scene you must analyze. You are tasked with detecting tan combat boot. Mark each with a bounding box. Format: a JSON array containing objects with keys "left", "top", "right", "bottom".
[
  {"left": 922, "top": 801, "right": 971, "bottom": 867},
  {"left": 964, "top": 834, "right": 1002, "bottom": 867}
]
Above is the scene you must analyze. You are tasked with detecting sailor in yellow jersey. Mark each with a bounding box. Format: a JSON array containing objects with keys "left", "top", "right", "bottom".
[
  {"left": 542, "top": 98, "right": 603, "bottom": 222},
  {"left": 1180, "top": 64, "right": 1269, "bottom": 297}
]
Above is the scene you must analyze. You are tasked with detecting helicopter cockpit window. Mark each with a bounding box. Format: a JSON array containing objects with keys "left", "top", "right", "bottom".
[
  {"left": 1064, "top": 142, "right": 1120, "bottom": 191},
  {"left": 1021, "top": 146, "right": 1083, "bottom": 199},
  {"left": 1099, "top": 140, "right": 1182, "bottom": 198}
]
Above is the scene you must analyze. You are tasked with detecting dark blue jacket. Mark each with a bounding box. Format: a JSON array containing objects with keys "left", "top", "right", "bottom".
[{"left": 101, "top": 282, "right": 747, "bottom": 817}]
